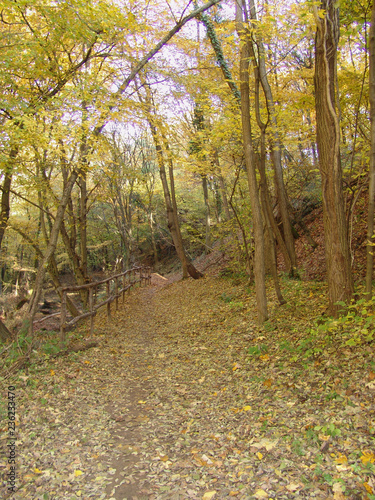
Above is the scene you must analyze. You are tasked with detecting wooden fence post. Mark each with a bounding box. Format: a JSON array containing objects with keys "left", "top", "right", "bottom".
[
  {"left": 89, "top": 287, "right": 94, "bottom": 337},
  {"left": 106, "top": 281, "right": 111, "bottom": 319},
  {"left": 115, "top": 277, "right": 119, "bottom": 311},
  {"left": 60, "top": 291, "right": 67, "bottom": 346}
]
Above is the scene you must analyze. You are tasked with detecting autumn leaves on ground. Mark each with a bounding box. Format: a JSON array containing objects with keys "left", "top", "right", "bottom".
[{"left": 1, "top": 271, "right": 374, "bottom": 500}]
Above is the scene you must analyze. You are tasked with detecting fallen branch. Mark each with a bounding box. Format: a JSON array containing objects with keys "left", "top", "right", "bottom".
[{"left": 54, "top": 340, "right": 99, "bottom": 357}]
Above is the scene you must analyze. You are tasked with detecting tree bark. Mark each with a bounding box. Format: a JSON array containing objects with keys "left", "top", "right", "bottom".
[
  {"left": 248, "top": 0, "right": 297, "bottom": 272},
  {"left": 0, "top": 318, "right": 12, "bottom": 342},
  {"left": 201, "top": 174, "right": 212, "bottom": 252},
  {"left": 314, "top": 0, "right": 353, "bottom": 314},
  {"left": 236, "top": 1, "right": 268, "bottom": 323},
  {"left": 0, "top": 171, "right": 12, "bottom": 252},
  {"left": 164, "top": 133, "right": 203, "bottom": 279},
  {"left": 366, "top": 0, "right": 375, "bottom": 297},
  {"left": 27, "top": 169, "right": 80, "bottom": 333}
]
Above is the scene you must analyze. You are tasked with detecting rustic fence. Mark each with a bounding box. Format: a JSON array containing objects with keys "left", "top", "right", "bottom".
[{"left": 34, "top": 266, "right": 151, "bottom": 344}]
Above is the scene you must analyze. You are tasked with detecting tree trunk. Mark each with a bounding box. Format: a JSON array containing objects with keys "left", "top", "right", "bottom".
[
  {"left": 0, "top": 318, "right": 12, "bottom": 342},
  {"left": 79, "top": 173, "right": 88, "bottom": 280},
  {"left": 218, "top": 173, "right": 232, "bottom": 222},
  {"left": 0, "top": 171, "right": 12, "bottom": 252},
  {"left": 314, "top": 0, "right": 353, "bottom": 314},
  {"left": 164, "top": 134, "right": 203, "bottom": 279},
  {"left": 251, "top": 41, "right": 293, "bottom": 275},
  {"left": 12, "top": 225, "right": 80, "bottom": 318},
  {"left": 236, "top": 1, "right": 268, "bottom": 323},
  {"left": 248, "top": 0, "right": 297, "bottom": 272},
  {"left": 148, "top": 117, "right": 201, "bottom": 279},
  {"left": 201, "top": 174, "right": 212, "bottom": 252},
  {"left": 366, "top": 0, "right": 375, "bottom": 297},
  {"left": 258, "top": 121, "right": 286, "bottom": 305},
  {"left": 27, "top": 169, "right": 80, "bottom": 333}
]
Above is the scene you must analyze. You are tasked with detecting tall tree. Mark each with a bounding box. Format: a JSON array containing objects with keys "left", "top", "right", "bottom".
[
  {"left": 247, "top": 0, "right": 297, "bottom": 273},
  {"left": 236, "top": 0, "right": 268, "bottom": 323},
  {"left": 314, "top": 0, "right": 354, "bottom": 314},
  {"left": 366, "top": 0, "right": 375, "bottom": 297}
]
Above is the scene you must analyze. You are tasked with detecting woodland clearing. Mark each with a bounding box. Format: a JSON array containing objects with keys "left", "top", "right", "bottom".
[{"left": 1, "top": 270, "right": 375, "bottom": 500}]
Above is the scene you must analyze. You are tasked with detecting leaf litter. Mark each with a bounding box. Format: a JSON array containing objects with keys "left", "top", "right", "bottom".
[{"left": 1, "top": 273, "right": 374, "bottom": 499}]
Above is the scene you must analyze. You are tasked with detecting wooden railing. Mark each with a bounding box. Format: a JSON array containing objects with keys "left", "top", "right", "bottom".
[{"left": 32, "top": 267, "right": 151, "bottom": 344}]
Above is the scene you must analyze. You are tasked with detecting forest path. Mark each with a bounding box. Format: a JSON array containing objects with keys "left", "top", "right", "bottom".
[{"left": 3, "top": 274, "right": 375, "bottom": 499}]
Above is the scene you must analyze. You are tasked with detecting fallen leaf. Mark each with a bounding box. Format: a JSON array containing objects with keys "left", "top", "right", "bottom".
[
  {"left": 364, "top": 482, "right": 374, "bottom": 494},
  {"left": 334, "top": 454, "right": 347, "bottom": 465},
  {"left": 360, "top": 451, "right": 375, "bottom": 464},
  {"left": 286, "top": 483, "right": 300, "bottom": 492},
  {"left": 254, "top": 489, "right": 268, "bottom": 499},
  {"left": 202, "top": 491, "right": 216, "bottom": 500}
]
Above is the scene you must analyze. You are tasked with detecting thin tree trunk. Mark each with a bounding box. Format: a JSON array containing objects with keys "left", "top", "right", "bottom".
[
  {"left": 79, "top": 173, "right": 88, "bottom": 280},
  {"left": 248, "top": 0, "right": 297, "bottom": 272},
  {"left": 251, "top": 40, "right": 293, "bottom": 275},
  {"left": 259, "top": 125, "right": 286, "bottom": 305},
  {"left": 218, "top": 173, "right": 231, "bottom": 221},
  {"left": 314, "top": 0, "right": 353, "bottom": 314},
  {"left": 0, "top": 171, "right": 12, "bottom": 251},
  {"left": 201, "top": 174, "right": 211, "bottom": 252},
  {"left": 27, "top": 169, "right": 80, "bottom": 333},
  {"left": 146, "top": 114, "right": 189, "bottom": 277},
  {"left": 366, "top": 0, "right": 375, "bottom": 296},
  {"left": 13, "top": 226, "right": 80, "bottom": 317},
  {"left": 236, "top": 1, "right": 268, "bottom": 323},
  {"left": 164, "top": 134, "right": 203, "bottom": 279},
  {"left": 0, "top": 318, "right": 12, "bottom": 342}
]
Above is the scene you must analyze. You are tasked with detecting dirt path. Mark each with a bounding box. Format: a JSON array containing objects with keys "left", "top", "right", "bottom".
[{"left": 2, "top": 274, "right": 374, "bottom": 499}]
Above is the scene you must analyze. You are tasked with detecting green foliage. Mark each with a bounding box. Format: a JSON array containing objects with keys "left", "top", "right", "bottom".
[
  {"left": 2, "top": 330, "right": 33, "bottom": 367},
  {"left": 220, "top": 292, "right": 233, "bottom": 303},
  {"left": 316, "top": 295, "right": 375, "bottom": 347},
  {"left": 314, "top": 422, "right": 342, "bottom": 438},
  {"left": 248, "top": 344, "right": 268, "bottom": 356}
]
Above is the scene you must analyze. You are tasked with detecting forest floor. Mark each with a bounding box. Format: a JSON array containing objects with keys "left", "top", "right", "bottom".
[{"left": 1, "top": 270, "right": 375, "bottom": 500}]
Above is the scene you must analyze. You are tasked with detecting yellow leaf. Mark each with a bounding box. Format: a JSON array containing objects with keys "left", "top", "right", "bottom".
[
  {"left": 50, "top": 370, "right": 55, "bottom": 376},
  {"left": 334, "top": 454, "right": 348, "bottom": 465},
  {"left": 256, "top": 452, "right": 263, "bottom": 460},
  {"left": 84, "top": 361, "right": 90, "bottom": 364},
  {"left": 361, "top": 451, "right": 375, "bottom": 464},
  {"left": 138, "top": 400, "right": 146, "bottom": 404},
  {"left": 254, "top": 490, "right": 268, "bottom": 499},
  {"left": 74, "top": 470, "right": 83, "bottom": 476},
  {"left": 243, "top": 405, "right": 251, "bottom": 412},
  {"left": 364, "top": 482, "right": 374, "bottom": 494},
  {"left": 202, "top": 491, "right": 217, "bottom": 500},
  {"left": 34, "top": 468, "right": 43, "bottom": 474},
  {"left": 260, "top": 354, "right": 270, "bottom": 361},
  {"left": 318, "top": 9, "right": 326, "bottom": 19}
]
